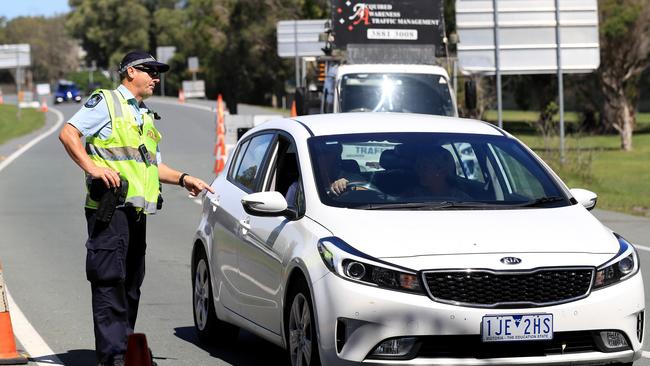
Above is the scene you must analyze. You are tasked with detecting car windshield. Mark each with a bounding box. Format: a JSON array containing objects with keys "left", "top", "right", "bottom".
[
  {"left": 339, "top": 73, "right": 455, "bottom": 116},
  {"left": 308, "top": 132, "right": 569, "bottom": 209},
  {"left": 57, "top": 85, "right": 77, "bottom": 92}
]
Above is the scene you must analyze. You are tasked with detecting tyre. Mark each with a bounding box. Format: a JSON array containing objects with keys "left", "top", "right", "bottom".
[
  {"left": 192, "top": 247, "right": 238, "bottom": 344},
  {"left": 286, "top": 279, "right": 321, "bottom": 366}
]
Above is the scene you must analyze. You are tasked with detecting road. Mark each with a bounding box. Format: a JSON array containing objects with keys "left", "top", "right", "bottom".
[{"left": 1, "top": 98, "right": 649, "bottom": 365}]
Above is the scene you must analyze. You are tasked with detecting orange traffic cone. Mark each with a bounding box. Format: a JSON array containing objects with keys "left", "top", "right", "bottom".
[
  {"left": 290, "top": 100, "right": 297, "bottom": 117},
  {"left": 178, "top": 89, "right": 185, "bottom": 104},
  {"left": 124, "top": 333, "right": 152, "bottom": 366},
  {"left": 40, "top": 97, "right": 48, "bottom": 113},
  {"left": 0, "top": 263, "right": 28, "bottom": 364}
]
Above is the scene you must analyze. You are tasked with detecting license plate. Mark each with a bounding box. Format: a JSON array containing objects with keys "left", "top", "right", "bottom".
[{"left": 481, "top": 314, "right": 553, "bottom": 342}]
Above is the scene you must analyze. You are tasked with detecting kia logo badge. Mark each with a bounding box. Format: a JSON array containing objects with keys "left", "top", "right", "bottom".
[{"left": 500, "top": 257, "right": 522, "bottom": 265}]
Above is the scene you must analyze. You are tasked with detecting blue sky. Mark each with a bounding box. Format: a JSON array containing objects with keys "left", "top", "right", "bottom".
[{"left": 1, "top": 0, "right": 70, "bottom": 19}]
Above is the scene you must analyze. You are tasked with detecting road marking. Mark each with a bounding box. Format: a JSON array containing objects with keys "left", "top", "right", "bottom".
[
  {"left": 6, "top": 288, "right": 64, "bottom": 365},
  {"left": 0, "top": 108, "right": 64, "bottom": 173},
  {"left": 0, "top": 109, "right": 65, "bottom": 364},
  {"left": 150, "top": 98, "right": 215, "bottom": 112},
  {"left": 634, "top": 244, "right": 650, "bottom": 252}
]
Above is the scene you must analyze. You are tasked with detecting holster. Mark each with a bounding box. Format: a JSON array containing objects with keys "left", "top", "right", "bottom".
[{"left": 89, "top": 178, "right": 129, "bottom": 223}]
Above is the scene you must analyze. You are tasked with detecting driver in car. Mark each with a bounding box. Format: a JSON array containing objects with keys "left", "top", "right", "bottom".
[{"left": 315, "top": 143, "right": 364, "bottom": 196}]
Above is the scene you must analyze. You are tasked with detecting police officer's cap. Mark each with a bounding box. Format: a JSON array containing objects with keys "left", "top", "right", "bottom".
[{"left": 119, "top": 50, "right": 170, "bottom": 74}]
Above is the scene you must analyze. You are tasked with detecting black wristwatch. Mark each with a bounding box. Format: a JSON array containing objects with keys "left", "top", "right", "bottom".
[{"left": 179, "top": 173, "right": 189, "bottom": 187}]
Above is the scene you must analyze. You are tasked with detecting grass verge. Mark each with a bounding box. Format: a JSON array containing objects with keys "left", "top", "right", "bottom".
[
  {"left": 515, "top": 131, "right": 650, "bottom": 217},
  {"left": 0, "top": 105, "right": 46, "bottom": 145}
]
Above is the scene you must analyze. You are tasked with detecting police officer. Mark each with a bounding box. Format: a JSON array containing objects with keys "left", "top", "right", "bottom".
[{"left": 58, "top": 50, "right": 214, "bottom": 366}]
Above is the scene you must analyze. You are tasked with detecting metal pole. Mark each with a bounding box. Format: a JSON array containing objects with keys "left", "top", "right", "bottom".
[
  {"left": 492, "top": 0, "right": 503, "bottom": 129},
  {"left": 294, "top": 20, "right": 300, "bottom": 88},
  {"left": 160, "top": 74, "right": 165, "bottom": 97},
  {"left": 16, "top": 48, "right": 21, "bottom": 119},
  {"left": 555, "top": 0, "right": 565, "bottom": 164}
]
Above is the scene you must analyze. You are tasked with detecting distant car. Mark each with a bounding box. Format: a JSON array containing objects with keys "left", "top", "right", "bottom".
[
  {"left": 54, "top": 81, "right": 82, "bottom": 104},
  {"left": 191, "top": 113, "right": 644, "bottom": 366}
]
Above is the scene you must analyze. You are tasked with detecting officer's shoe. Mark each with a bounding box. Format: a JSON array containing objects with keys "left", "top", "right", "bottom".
[{"left": 112, "top": 354, "right": 125, "bottom": 366}]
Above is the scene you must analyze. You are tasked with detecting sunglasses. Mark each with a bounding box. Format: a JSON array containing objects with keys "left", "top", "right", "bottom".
[{"left": 133, "top": 66, "right": 160, "bottom": 78}]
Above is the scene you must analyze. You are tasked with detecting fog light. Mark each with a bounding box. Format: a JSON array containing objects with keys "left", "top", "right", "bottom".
[
  {"left": 371, "top": 337, "right": 417, "bottom": 357},
  {"left": 600, "top": 331, "right": 628, "bottom": 349}
]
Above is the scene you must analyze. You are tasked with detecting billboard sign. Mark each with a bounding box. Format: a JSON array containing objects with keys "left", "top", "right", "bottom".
[
  {"left": 277, "top": 20, "right": 328, "bottom": 57},
  {"left": 0, "top": 44, "right": 31, "bottom": 69},
  {"left": 331, "top": 0, "right": 444, "bottom": 50},
  {"left": 182, "top": 80, "right": 205, "bottom": 98},
  {"left": 456, "top": 0, "right": 599, "bottom": 74}
]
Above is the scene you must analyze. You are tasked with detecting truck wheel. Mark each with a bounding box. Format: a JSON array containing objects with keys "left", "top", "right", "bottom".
[{"left": 192, "top": 247, "right": 238, "bottom": 344}]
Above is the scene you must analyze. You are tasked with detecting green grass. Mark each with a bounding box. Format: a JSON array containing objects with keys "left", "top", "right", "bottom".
[
  {"left": 0, "top": 105, "right": 46, "bottom": 145},
  {"left": 513, "top": 131, "right": 650, "bottom": 217}
]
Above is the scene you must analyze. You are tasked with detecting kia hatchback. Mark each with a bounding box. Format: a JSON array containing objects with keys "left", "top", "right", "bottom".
[{"left": 191, "top": 113, "right": 644, "bottom": 366}]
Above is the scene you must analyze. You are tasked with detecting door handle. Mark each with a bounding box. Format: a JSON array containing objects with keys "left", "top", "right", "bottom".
[
  {"left": 209, "top": 195, "right": 220, "bottom": 208},
  {"left": 239, "top": 217, "right": 251, "bottom": 236}
]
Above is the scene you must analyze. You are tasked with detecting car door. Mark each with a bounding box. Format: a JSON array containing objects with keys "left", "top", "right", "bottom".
[
  {"left": 209, "top": 132, "right": 275, "bottom": 316},
  {"left": 236, "top": 133, "right": 307, "bottom": 335}
]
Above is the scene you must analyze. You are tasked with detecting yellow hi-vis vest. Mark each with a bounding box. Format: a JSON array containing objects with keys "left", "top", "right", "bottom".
[{"left": 84, "top": 89, "right": 162, "bottom": 214}]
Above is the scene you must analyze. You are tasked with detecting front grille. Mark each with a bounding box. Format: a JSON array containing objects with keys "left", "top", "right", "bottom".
[
  {"left": 414, "top": 331, "right": 601, "bottom": 359},
  {"left": 422, "top": 268, "right": 594, "bottom": 307}
]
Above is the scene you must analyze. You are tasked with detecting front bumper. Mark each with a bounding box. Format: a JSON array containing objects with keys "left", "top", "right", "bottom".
[{"left": 312, "top": 270, "right": 644, "bottom": 366}]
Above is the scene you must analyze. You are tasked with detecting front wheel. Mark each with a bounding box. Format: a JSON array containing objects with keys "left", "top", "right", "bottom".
[
  {"left": 286, "top": 280, "right": 321, "bottom": 366},
  {"left": 192, "top": 247, "right": 238, "bottom": 344}
]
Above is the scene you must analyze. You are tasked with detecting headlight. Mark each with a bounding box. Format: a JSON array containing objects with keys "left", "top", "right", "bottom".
[
  {"left": 317, "top": 237, "right": 422, "bottom": 294},
  {"left": 593, "top": 235, "right": 639, "bottom": 289}
]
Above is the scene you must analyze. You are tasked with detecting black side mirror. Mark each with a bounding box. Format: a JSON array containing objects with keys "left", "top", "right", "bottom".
[{"left": 465, "top": 80, "right": 477, "bottom": 111}]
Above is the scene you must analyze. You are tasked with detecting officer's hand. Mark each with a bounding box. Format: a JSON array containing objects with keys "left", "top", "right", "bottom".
[
  {"left": 183, "top": 175, "right": 215, "bottom": 197},
  {"left": 89, "top": 166, "right": 121, "bottom": 188},
  {"left": 330, "top": 178, "right": 349, "bottom": 196}
]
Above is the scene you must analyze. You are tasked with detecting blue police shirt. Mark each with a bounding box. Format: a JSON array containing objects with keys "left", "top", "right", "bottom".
[{"left": 68, "top": 85, "right": 162, "bottom": 163}]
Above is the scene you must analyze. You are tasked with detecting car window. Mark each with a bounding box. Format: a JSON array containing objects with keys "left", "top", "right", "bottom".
[
  {"left": 232, "top": 134, "right": 274, "bottom": 192},
  {"left": 266, "top": 135, "right": 305, "bottom": 216},
  {"left": 308, "top": 132, "right": 567, "bottom": 209}
]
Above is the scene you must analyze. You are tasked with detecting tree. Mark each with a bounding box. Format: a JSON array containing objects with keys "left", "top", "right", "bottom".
[
  {"left": 67, "top": 0, "right": 151, "bottom": 69},
  {"left": 597, "top": 0, "right": 650, "bottom": 151}
]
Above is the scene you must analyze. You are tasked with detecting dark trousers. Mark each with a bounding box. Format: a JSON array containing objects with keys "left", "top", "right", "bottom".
[{"left": 85, "top": 207, "right": 147, "bottom": 363}]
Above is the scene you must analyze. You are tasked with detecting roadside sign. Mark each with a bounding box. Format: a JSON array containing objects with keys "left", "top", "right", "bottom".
[
  {"left": 188, "top": 57, "right": 199, "bottom": 72},
  {"left": 0, "top": 44, "right": 31, "bottom": 69},
  {"left": 36, "top": 83, "right": 51, "bottom": 96},
  {"left": 277, "top": 20, "right": 328, "bottom": 57},
  {"left": 157, "top": 46, "right": 176, "bottom": 64},
  {"left": 182, "top": 80, "right": 205, "bottom": 98},
  {"left": 456, "top": 0, "right": 599, "bottom": 74},
  {"left": 331, "top": 0, "right": 444, "bottom": 53}
]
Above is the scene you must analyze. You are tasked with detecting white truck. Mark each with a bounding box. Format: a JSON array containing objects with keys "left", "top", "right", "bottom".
[{"left": 324, "top": 63, "right": 457, "bottom": 116}]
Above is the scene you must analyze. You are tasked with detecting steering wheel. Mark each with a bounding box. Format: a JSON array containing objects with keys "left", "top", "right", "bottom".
[{"left": 328, "top": 181, "right": 384, "bottom": 199}]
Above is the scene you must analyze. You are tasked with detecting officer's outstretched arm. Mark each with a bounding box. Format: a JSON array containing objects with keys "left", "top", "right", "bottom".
[
  {"left": 158, "top": 163, "right": 215, "bottom": 197},
  {"left": 59, "top": 123, "right": 121, "bottom": 188}
]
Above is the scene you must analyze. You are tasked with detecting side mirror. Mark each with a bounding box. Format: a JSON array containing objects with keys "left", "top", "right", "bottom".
[
  {"left": 570, "top": 188, "right": 598, "bottom": 211},
  {"left": 241, "top": 191, "right": 289, "bottom": 217},
  {"left": 465, "top": 79, "right": 477, "bottom": 111}
]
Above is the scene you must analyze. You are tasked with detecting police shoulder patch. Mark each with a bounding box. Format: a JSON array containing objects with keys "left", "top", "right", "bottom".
[{"left": 84, "top": 94, "right": 103, "bottom": 108}]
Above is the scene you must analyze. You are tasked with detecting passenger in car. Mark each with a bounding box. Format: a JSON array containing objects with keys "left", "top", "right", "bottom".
[{"left": 406, "top": 146, "right": 471, "bottom": 200}]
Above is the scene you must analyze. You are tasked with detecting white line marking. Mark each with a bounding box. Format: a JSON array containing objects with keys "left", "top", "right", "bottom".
[
  {"left": 642, "top": 351, "right": 650, "bottom": 359},
  {"left": 6, "top": 288, "right": 64, "bottom": 365},
  {"left": 0, "top": 108, "right": 64, "bottom": 173},
  {"left": 1, "top": 109, "right": 65, "bottom": 364},
  {"left": 149, "top": 98, "right": 215, "bottom": 113},
  {"left": 634, "top": 244, "right": 650, "bottom": 252}
]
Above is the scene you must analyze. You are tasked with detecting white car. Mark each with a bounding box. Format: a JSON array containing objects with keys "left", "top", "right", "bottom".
[{"left": 191, "top": 113, "right": 644, "bottom": 366}]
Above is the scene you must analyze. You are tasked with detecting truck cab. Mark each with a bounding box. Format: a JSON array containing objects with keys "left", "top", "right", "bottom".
[{"left": 326, "top": 63, "right": 457, "bottom": 116}]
